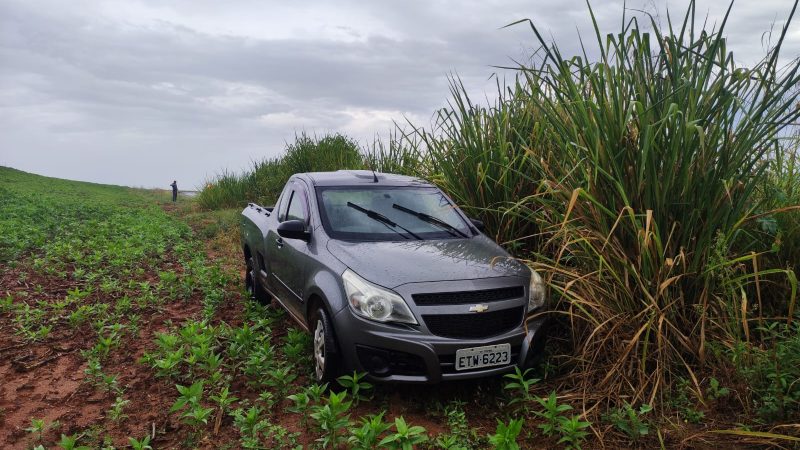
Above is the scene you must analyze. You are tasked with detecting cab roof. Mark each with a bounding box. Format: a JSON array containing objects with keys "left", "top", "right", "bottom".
[{"left": 301, "top": 170, "right": 432, "bottom": 188}]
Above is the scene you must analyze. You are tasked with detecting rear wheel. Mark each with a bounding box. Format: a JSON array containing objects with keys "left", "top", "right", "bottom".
[
  {"left": 245, "top": 255, "right": 270, "bottom": 304},
  {"left": 311, "top": 306, "right": 339, "bottom": 383}
]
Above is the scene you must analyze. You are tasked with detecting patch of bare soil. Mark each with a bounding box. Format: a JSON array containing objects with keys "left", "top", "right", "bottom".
[{"left": 0, "top": 257, "right": 209, "bottom": 449}]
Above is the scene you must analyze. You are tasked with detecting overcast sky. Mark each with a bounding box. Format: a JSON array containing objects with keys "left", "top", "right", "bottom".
[{"left": 1, "top": 0, "right": 798, "bottom": 189}]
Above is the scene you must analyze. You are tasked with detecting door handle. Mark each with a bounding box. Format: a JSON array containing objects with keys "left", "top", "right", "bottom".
[{"left": 275, "top": 237, "right": 283, "bottom": 248}]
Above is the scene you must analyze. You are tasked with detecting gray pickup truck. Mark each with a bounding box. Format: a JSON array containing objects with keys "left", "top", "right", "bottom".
[{"left": 240, "top": 170, "right": 548, "bottom": 384}]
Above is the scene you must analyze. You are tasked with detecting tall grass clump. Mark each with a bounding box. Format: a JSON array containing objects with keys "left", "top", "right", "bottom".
[
  {"left": 197, "top": 169, "right": 255, "bottom": 210},
  {"left": 365, "top": 130, "right": 423, "bottom": 176},
  {"left": 762, "top": 136, "right": 800, "bottom": 269},
  {"left": 406, "top": 77, "right": 549, "bottom": 250},
  {"left": 403, "top": 0, "right": 800, "bottom": 405},
  {"left": 198, "top": 133, "right": 365, "bottom": 209}
]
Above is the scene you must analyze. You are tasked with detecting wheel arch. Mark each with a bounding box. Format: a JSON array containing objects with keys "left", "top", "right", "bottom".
[{"left": 304, "top": 269, "right": 347, "bottom": 319}]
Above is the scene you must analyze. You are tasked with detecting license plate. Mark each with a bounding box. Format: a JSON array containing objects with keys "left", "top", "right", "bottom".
[{"left": 455, "top": 343, "right": 511, "bottom": 371}]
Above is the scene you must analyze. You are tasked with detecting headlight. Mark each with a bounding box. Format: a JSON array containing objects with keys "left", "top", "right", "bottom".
[
  {"left": 528, "top": 269, "right": 546, "bottom": 311},
  {"left": 343, "top": 269, "right": 418, "bottom": 325}
]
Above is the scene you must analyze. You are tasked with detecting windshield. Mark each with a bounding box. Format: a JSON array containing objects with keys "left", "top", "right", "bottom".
[{"left": 316, "top": 186, "right": 472, "bottom": 241}]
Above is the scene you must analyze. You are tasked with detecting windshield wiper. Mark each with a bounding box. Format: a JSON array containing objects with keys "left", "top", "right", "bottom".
[
  {"left": 392, "top": 203, "right": 469, "bottom": 238},
  {"left": 346, "top": 202, "right": 422, "bottom": 240}
]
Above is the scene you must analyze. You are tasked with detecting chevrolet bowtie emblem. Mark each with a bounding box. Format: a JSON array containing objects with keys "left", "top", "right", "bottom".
[{"left": 469, "top": 304, "right": 489, "bottom": 313}]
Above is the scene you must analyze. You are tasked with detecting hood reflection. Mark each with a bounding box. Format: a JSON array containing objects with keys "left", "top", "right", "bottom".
[{"left": 326, "top": 236, "right": 528, "bottom": 289}]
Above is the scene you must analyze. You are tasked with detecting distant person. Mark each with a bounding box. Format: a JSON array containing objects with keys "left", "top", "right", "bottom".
[{"left": 170, "top": 180, "right": 178, "bottom": 202}]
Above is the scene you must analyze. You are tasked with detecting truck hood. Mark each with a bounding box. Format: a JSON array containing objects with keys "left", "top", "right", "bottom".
[{"left": 326, "top": 236, "right": 529, "bottom": 289}]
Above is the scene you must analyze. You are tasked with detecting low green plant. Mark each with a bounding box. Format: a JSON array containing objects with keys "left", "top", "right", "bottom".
[
  {"left": 310, "top": 390, "right": 352, "bottom": 448},
  {"left": 534, "top": 391, "right": 572, "bottom": 436},
  {"left": 265, "top": 365, "right": 297, "bottom": 398},
  {"left": 231, "top": 404, "right": 268, "bottom": 442},
  {"left": 671, "top": 378, "right": 705, "bottom": 424},
  {"left": 107, "top": 396, "right": 130, "bottom": 422},
  {"left": 435, "top": 434, "right": 469, "bottom": 450},
  {"left": 556, "top": 415, "right": 592, "bottom": 450},
  {"left": 305, "top": 383, "right": 328, "bottom": 403},
  {"left": 258, "top": 391, "right": 277, "bottom": 409},
  {"left": 58, "top": 433, "right": 91, "bottom": 450},
  {"left": 25, "top": 417, "right": 58, "bottom": 441},
  {"left": 379, "top": 416, "right": 428, "bottom": 450},
  {"left": 604, "top": 403, "right": 651, "bottom": 441},
  {"left": 706, "top": 377, "right": 731, "bottom": 401},
  {"left": 171, "top": 381, "right": 214, "bottom": 427},
  {"left": 439, "top": 401, "right": 475, "bottom": 449},
  {"left": 347, "top": 411, "right": 392, "bottom": 450},
  {"left": 337, "top": 371, "right": 373, "bottom": 404},
  {"left": 263, "top": 422, "right": 302, "bottom": 449},
  {"left": 286, "top": 391, "right": 312, "bottom": 428},
  {"left": 487, "top": 418, "right": 523, "bottom": 450},
  {"left": 0, "top": 294, "right": 14, "bottom": 312},
  {"left": 503, "top": 367, "right": 539, "bottom": 408},
  {"left": 210, "top": 386, "right": 238, "bottom": 418},
  {"left": 128, "top": 435, "right": 153, "bottom": 450},
  {"left": 729, "top": 323, "right": 800, "bottom": 420},
  {"left": 283, "top": 328, "right": 310, "bottom": 364}
]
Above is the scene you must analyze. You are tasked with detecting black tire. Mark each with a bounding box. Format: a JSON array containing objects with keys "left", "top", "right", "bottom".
[
  {"left": 245, "top": 255, "right": 270, "bottom": 304},
  {"left": 311, "top": 306, "right": 339, "bottom": 383}
]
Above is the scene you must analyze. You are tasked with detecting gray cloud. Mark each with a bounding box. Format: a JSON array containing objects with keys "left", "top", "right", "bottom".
[{"left": 0, "top": 0, "right": 797, "bottom": 188}]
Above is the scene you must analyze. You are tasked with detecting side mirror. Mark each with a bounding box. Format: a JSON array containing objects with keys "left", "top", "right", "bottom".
[
  {"left": 277, "top": 220, "right": 311, "bottom": 241},
  {"left": 470, "top": 218, "right": 485, "bottom": 232}
]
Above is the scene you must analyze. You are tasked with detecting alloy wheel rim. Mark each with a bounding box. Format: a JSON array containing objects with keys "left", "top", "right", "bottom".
[{"left": 313, "top": 319, "right": 325, "bottom": 379}]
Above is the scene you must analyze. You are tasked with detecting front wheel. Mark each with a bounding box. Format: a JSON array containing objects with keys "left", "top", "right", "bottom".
[{"left": 311, "top": 306, "right": 339, "bottom": 383}]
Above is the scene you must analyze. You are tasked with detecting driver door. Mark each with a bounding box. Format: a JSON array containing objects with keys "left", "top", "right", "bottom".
[{"left": 267, "top": 181, "right": 310, "bottom": 318}]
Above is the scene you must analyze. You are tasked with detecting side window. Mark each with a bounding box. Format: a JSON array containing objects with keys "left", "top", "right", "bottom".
[
  {"left": 277, "top": 184, "right": 292, "bottom": 221},
  {"left": 286, "top": 189, "right": 307, "bottom": 222}
]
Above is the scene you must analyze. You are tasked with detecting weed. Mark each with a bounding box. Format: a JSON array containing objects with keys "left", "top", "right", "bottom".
[
  {"left": 25, "top": 417, "right": 58, "bottom": 442},
  {"left": 305, "top": 383, "right": 328, "bottom": 403},
  {"left": 337, "top": 371, "right": 373, "bottom": 405},
  {"left": 58, "top": 433, "right": 91, "bottom": 450},
  {"left": 435, "top": 434, "right": 469, "bottom": 450},
  {"left": 265, "top": 364, "right": 297, "bottom": 398},
  {"left": 210, "top": 386, "right": 238, "bottom": 417},
  {"left": 487, "top": 418, "right": 523, "bottom": 450},
  {"left": 604, "top": 403, "right": 652, "bottom": 441},
  {"left": 671, "top": 378, "right": 705, "bottom": 424},
  {"left": 706, "top": 377, "right": 730, "bottom": 401},
  {"left": 0, "top": 294, "right": 14, "bottom": 312},
  {"left": 379, "top": 416, "right": 428, "bottom": 450},
  {"left": 171, "top": 381, "right": 214, "bottom": 427},
  {"left": 556, "top": 415, "right": 591, "bottom": 450},
  {"left": 534, "top": 391, "right": 572, "bottom": 436},
  {"left": 282, "top": 328, "right": 310, "bottom": 364},
  {"left": 503, "top": 366, "right": 539, "bottom": 409},
  {"left": 347, "top": 411, "right": 392, "bottom": 449},
  {"left": 286, "top": 391, "right": 312, "bottom": 428},
  {"left": 128, "top": 435, "right": 153, "bottom": 450},
  {"left": 310, "top": 390, "right": 352, "bottom": 448},
  {"left": 107, "top": 396, "right": 130, "bottom": 422}
]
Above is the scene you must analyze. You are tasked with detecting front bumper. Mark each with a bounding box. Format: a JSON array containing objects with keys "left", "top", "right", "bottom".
[{"left": 332, "top": 307, "right": 548, "bottom": 384}]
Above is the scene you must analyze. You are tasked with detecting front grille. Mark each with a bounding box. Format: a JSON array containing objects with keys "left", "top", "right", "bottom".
[
  {"left": 422, "top": 306, "right": 525, "bottom": 339},
  {"left": 412, "top": 286, "right": 525, "bottom": 306}
]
